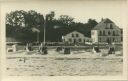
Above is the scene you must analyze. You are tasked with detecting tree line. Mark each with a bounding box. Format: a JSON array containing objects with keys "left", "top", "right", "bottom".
[{"left": 6, "top": 10, "right": 98, "bottom": 42}]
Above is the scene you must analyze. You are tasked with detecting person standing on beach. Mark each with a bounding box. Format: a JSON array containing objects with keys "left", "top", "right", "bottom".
[
  {"left": 39, "top": 43, "right": 43, "bottom": 53},
  {"left": 26, "top": 43, "right": 29, "bottom": 52},
  {"left": 26, "top": 43, "right": 33, "bottom": 52},
  {"left": 12, "top": 44, "right": 17, "bottom": 52}
]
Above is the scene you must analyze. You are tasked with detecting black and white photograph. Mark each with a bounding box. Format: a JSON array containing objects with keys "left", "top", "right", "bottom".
[{"left": 0, "top": 0, "right": 128, "bottom": 81}]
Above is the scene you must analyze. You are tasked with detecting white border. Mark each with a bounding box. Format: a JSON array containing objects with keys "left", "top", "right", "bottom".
[{"left": 0, "top": 0, "right": 128, "bottom": 81}]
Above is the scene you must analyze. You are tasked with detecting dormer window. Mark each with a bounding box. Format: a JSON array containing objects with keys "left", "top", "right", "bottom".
[
  {"left": 105, "top": 23, "right": 109, "bottom": 29},
  {"left": 105, "top": 23, "right": 113, "bottom": 29},
  {"left": 110, "top": 24, "right": 113, "bottom": 29}
]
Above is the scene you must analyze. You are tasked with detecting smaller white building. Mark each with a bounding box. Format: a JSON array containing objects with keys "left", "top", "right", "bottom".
[{"left": 63, "top": 31, "right": 92, "bottom": 44}]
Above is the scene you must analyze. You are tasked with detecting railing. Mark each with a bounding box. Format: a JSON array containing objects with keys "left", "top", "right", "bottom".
[{"left": 6, "top": 42, "right": 122, "bottom": 47}]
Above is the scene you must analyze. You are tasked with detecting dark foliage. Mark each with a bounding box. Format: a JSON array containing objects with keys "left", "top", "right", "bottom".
[{"left": 6, "top": 10, "right": 98, "bottom": 42}]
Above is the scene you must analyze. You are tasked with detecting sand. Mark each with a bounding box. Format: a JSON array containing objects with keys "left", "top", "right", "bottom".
[{"left": 6, "top": 49, "right": 123, "bottom": 76}]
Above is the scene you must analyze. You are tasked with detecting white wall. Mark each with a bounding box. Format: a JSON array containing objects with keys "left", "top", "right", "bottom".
[
  {"left": 91, "top": 30, "right": 98, "bottom": 43},
  {"left": 63, "top": 31, "right": 87, "bottom": 43}
]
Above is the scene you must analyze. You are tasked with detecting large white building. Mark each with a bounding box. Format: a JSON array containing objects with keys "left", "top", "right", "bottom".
[
  {"left": 91, "top": 18, "right": 123, "bottom": 44},
  {"left": 63, "top": 31, "right": 92, "bottom": 44}
]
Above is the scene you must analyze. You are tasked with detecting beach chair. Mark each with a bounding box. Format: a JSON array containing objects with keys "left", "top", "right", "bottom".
[{"left": 64, "top": 47, "right": 71, "bottom": 54}]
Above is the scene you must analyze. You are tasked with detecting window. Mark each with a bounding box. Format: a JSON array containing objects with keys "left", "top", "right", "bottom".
[
  {"left": 105, "top": 24, "right": 109, "bottom": 29},
  {"left": 69, "top": 39, "right": 72, "bottom": 42},
  {"left": 74, "top": 39, "right": 76, "bottom": 43},
  {"left": 103, "top": 31, "right": 105, "bottom": 36},
  {"left": 113, "top": 38, "right": 115, "bottom": 42},
  {"left": 107, "top": 38, "right": 111, "bottom": 44},
  {"left": 121, "top": 37, "right": 123, "bottom": 41},
  {"left": 121, "top": 30, "right": 123, "bottom": 34},
  {"left": 113, "top": 31, "right": 115, "bottom": 36},
  {"left": 108, "top": 31, "right": 111, "bottom": 35},
  {"left": 72, "top": 34, "right": 74, "bottom": 37},
  {"left": 76, "top": 34, "right": 79, "bottom": 37},
  {"left": 83, "top": 39, "right": 85, "bottom": 42},
  {"left": 79, "top": 38, "right": 81, "bottom": 42},
  {"left": 117, "top": 31, "right": 119, "bottom": 36},
  {"left": 110, "top": 24, "right": 113, "bottom": 29},
  {"left": 99, "top": 31, "right": 102, "bottom": 36}
]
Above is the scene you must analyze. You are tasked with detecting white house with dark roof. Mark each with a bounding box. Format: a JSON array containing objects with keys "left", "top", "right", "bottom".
[
  {"left": 91, "top": 18, "right": 123, "bottom": 44},
  {"left": 63, "top": 31, "right": 92, "bottom": 44}
]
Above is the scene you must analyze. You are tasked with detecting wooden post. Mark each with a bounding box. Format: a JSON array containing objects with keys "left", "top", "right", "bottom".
[
  {"left": 43, "top": 16, "right": 46, "bottom": 46},
  {"left": 37, "top": 32, "right": 39, "bottom": 43}
]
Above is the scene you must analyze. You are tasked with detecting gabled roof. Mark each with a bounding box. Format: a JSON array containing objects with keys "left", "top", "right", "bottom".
[
  {"left": 92, "top": 18, "right": 120, "bottom": 30},
  {"left": 63, "top": 30, "right": 91, "bottom": 38},
  {"left": 103, "top": 18, "right": 113, "bottom": 23},
  {"left": 63, "top": 30, "right": 80, "bottom": 36}
]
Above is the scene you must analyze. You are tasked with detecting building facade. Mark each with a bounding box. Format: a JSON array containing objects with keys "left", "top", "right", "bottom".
[
  {"left": 63, "top": 31, "right": 92, "bottom": 44},
  {"left": 91, "top": 18, "right": 123, "bottom": 44}
]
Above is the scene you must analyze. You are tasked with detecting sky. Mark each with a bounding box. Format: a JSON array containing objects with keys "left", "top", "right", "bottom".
[{"left": 1, "top": 0, "right": 126, "bottom": 28}]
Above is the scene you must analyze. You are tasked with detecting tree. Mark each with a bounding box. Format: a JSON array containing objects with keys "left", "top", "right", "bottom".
[
  {"left": 46, "top": 11, "right": 55, "bottom": 21},
  {"left": 44, "top": 11, "right": 58, "bottom": 42},
  {"left": 25, "top": 10, "right": 44, "bottom": 28},
  {"left": 6, "top": 10, "right": 98, "bottom": 42},
  {"left": 87, "top": 19, "right": 98, "bottom": 28},
  {"left": 84, "top": 19, "right": 98, "bottom": 37},
  {"left": 58, "top": 15, "right": 74, "bottom": 27},
  {"left": 6, "top": 10, "right": 27, "bottom": 27},
  {"left": 6, "top": 10, "right": 45, "bottom": 42}
]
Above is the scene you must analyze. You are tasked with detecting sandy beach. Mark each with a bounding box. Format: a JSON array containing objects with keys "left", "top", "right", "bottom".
[{"left": 6, "top": 49, "right": 123, "bottom": 76}]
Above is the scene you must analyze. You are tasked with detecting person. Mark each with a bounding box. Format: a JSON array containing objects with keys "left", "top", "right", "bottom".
[
  {"left": 112, "top": 44, "right": 115, "bottom": 54},
  {"left": 39, "top": 43, "right": 48, "bottom": 54},
  {"left": 26, "top": 43, "right": 29, "bottom": 52},
  {"left": 29, "top": 43, "right": 33, "bottom": 51},
  {"left": 56, "top": 46, "right": 63, "bottom": 52},
  {"left": 108, "top": 47, "right": 112, "bottom": 54},
  {"left": 92, "top": 46, "right": 96, "bottom": 53},
  {"left": 39, "top": 43, "right": 43, "bottom": 53},
  {"left": 26, "top": 43, "right": 32, "bottom": 52},
  {"left": 43, "top": 46, "right": 48, "bottom": 54},
  {"left": 64, "top": 47, "right": 71, "bottom": 54},
  {"left": 92, "top": 46, "right": 100, "bottom": 53},
  {"left": 108, "top": 44, "right": 115, "bottom": 54},
  {"left": 112, "top": 46, "right": 115, "bottom": 54},
  {"left": 12, "top": 44, "right": 17, "bottom": 52}
]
